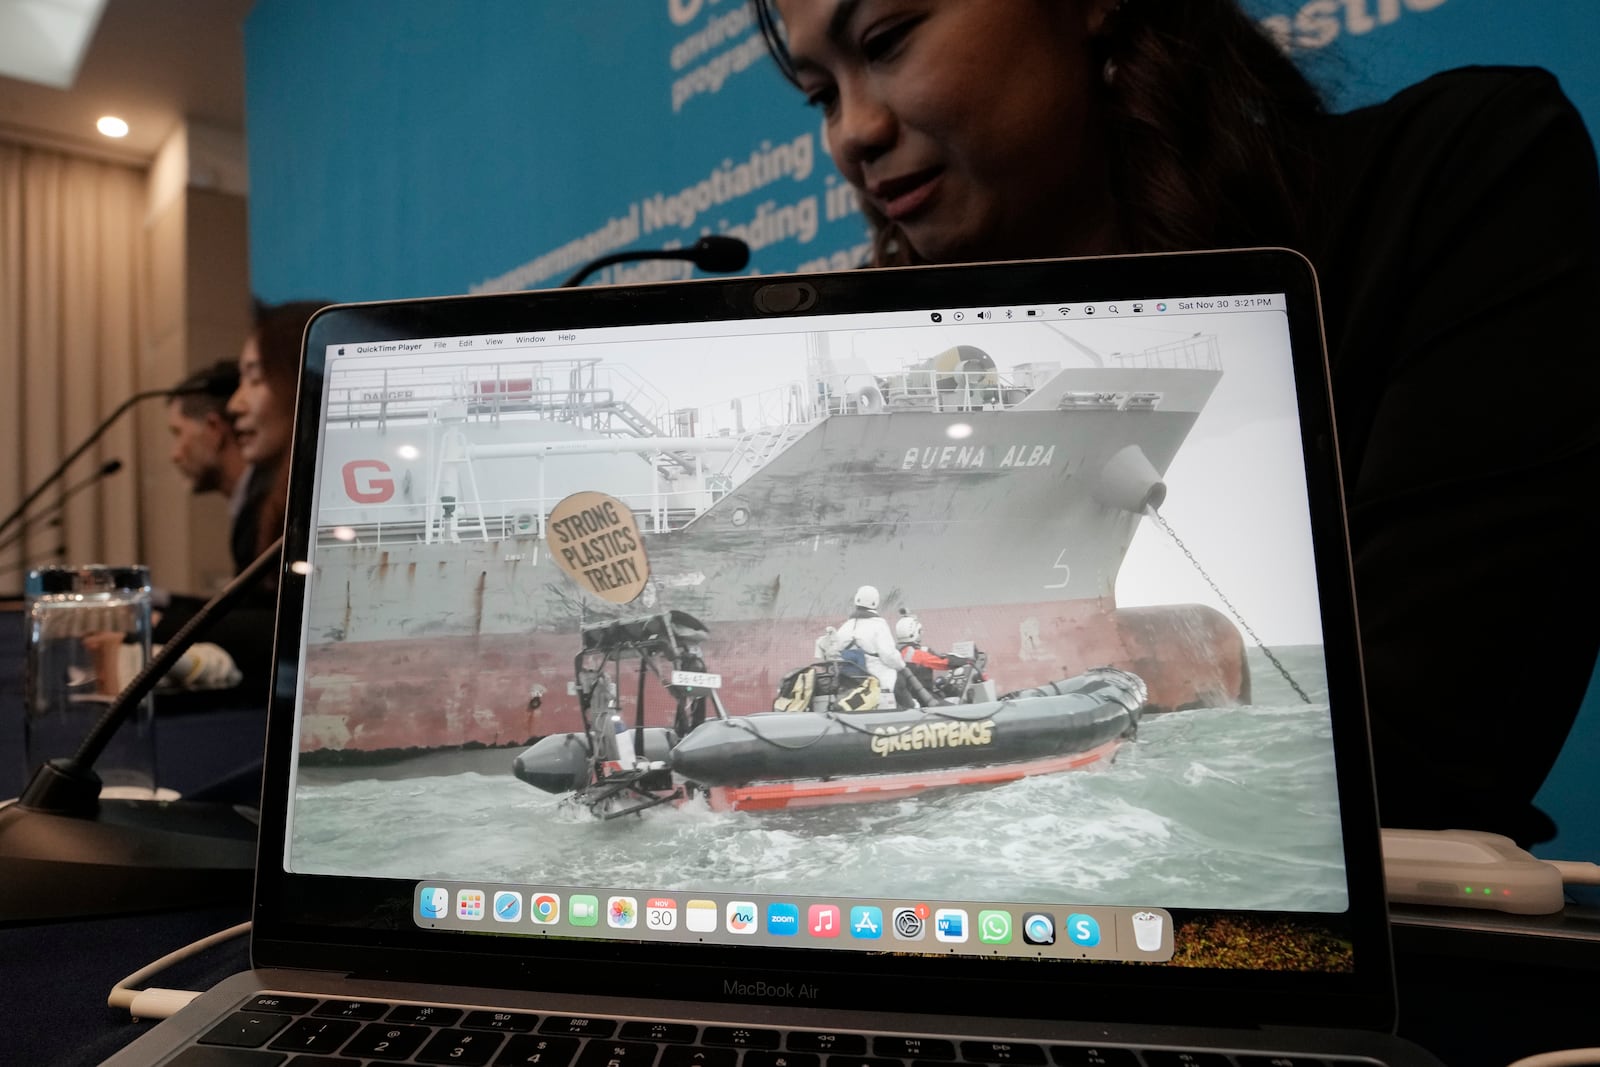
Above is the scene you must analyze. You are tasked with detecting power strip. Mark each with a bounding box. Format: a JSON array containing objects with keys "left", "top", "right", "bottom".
[{"left": 1381, "top": 828, "right": 1566, "bottom": 915}]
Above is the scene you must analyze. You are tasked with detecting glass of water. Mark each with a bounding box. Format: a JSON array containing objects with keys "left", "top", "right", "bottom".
[{"left": 23, "top": 564, "right": 156, "bottom": 796}]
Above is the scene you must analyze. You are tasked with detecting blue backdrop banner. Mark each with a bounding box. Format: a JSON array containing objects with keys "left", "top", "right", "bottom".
[{"left": 244, "top": 0, "right": 1598, "bottom": 304}]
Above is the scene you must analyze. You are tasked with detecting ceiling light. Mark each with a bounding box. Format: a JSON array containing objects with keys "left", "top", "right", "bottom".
[
  {"left": 0, "top": 0, "right": 109, "bottom": 90},
  {"left": 96, "top": 115, "right": 129, "bottom": 139}
]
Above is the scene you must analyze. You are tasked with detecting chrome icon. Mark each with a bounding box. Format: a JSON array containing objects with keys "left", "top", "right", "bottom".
[{"left": 531, "top": 893, "right": 560, "bottom": 924}]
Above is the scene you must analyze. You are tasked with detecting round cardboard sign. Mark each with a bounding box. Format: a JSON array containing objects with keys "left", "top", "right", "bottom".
[{"left": 546, "top": 491, "right": 650, "bottom": 604}]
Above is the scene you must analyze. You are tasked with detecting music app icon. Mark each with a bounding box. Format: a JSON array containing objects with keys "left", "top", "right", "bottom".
[{"left": 808, "top": 904, "right": 841, "bottom": 938}]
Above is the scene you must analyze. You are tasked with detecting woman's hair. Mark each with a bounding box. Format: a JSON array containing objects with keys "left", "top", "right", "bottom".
[
  {"left": 752, "top": 0, "right": 1326, "bottom": 263},
  {"left": 249, "top": 298, "right": 326, "bottom": 557}
]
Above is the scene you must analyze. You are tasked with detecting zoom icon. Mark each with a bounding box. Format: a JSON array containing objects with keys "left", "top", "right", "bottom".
[
  {"left": 892, "top": 906, "right": 925, "bottom": 940},
  {"left": 1022, "top": 912, "right": 1056, "bottom": 946}
]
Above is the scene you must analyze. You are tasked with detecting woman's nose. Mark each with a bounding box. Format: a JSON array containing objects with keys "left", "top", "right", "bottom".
[{"left": 830, "top": 80, "right": 896, "bottom": 167}]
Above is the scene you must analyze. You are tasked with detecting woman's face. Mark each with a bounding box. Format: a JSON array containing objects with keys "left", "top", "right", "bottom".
[
  {"left": 227, "top": 334, "right": 291, "bottom": 465},
  {"left": 776, "top": 0, "right": 1117, "bottom": 263}
]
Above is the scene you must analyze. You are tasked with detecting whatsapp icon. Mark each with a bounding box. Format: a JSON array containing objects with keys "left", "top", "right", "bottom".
[{"left": 977, "top": 910, "right": 1012, "bottom": 945}]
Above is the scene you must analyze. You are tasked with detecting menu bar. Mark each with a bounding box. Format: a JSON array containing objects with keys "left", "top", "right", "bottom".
[{"left": 326, "top": 294, "right": 1285, "bottom": 363}]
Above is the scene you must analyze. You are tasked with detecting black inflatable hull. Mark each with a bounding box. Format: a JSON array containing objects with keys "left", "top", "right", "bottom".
[
  {"left": 512, "top": 668, "right": 1146, "bottom": 811},
  {"left": 672, "top": 682, "right": 1139, "bottom": 787},
  {"left": 513, "top": 728, "right": 677, "bottom": 794}
]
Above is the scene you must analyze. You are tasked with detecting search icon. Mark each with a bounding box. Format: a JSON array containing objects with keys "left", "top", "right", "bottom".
[{"left": 1108, "top": 305, "right": 1119, "bottom": 314}]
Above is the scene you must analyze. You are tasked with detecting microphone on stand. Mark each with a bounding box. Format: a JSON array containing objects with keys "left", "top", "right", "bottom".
[
  {"left": 562, "top": 234, "right": 751, "bottom": 288},
  {"left": 0, "top": 459, "right": 123, "bottom": 559},
  {"left": 0, "top": 536, "right": 282, "bottom": 921},
  {"left": 0, "top": 381, "right": 217, "bottom": 541}
]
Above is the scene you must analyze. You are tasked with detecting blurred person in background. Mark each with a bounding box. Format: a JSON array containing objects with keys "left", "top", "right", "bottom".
[
  {"left": 149, "top": 301, "right": 325, "bottom": 706},
  {"left": 165, "top": 360, "right": 272, "bottom": 577},
  {"left": 228, "top": 300, "right": 325, "bottom": 572}
]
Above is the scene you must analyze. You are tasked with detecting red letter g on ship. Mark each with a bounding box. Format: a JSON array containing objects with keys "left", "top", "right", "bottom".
[{"left": 342, "top": 460, "right": 395, "bottom": 503}]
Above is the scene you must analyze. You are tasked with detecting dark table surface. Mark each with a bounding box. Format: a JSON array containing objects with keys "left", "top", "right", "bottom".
[{"left": 2, "top": 606, "right": 267, "bottom": 1065}]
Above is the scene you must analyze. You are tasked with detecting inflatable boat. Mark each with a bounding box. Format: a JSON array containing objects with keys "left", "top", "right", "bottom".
[{"left": 511, "top": 611, "right": 1147, "bottom": 817}]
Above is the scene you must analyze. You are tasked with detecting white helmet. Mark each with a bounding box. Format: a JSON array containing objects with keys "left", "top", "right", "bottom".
[
  {"left": 853, "top": 584, "right": 880, "bottom": 610},
  {"left": 895, "top": 613, "right": 922, "bottom": 644}
]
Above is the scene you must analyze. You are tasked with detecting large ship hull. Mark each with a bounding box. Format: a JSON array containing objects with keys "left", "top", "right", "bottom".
[
  {"left": 299, "top": 599, "right": 1243, "bottom": 755},
  {"left": 299, "top": 378, "right": 1247, "bottom": 758}
]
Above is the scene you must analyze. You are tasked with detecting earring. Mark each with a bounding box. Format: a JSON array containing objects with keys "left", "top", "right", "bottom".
[{"left": 1100, "top": 0, "right": 1129, "bottom": 87}]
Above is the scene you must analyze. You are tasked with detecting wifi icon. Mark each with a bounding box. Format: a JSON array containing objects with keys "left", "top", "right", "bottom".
[{"left": 1057, "top": 307, "right": 1070, "bottom": 316}]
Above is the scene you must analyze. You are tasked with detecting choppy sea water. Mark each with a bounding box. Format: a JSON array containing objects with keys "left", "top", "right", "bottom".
[{"left": 288, "top": 646, "right": 1346, "bottom": 912}]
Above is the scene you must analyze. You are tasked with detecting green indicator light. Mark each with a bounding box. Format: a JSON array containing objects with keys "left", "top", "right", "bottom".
[
  {"left": 1484, "top": 888, "right": 1493, "bottom": 895},
  {"left": 1463, "top": 887, "right": 1473, "bottom": 893}
]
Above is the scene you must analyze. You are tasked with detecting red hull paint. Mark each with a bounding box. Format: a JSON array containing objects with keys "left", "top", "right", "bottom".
[
  {"left": 298, "top": 601, "right": 1243, "bottom": 755},
  {"left": 703, "top": 737, "right": 1126, "bottom": 812}
]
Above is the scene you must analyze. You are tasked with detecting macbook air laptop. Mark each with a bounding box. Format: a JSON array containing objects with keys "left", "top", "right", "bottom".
[{"left": 106, "top": 249, "right": 1442, "bottom": 1066}]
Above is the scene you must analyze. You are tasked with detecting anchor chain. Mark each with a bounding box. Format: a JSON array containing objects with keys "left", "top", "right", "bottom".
[{"left": 1145, "top": 508, "right": 1311, "bottom": 704}]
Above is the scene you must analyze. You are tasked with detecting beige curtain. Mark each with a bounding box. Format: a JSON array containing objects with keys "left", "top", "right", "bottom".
[{"left": 0, "top": 140, "right": 147, "bottom": 591}]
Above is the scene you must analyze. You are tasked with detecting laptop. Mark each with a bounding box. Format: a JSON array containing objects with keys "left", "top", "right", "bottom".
[{"left": 105, "top": 249, "right": 1443, "bottom": 1066}]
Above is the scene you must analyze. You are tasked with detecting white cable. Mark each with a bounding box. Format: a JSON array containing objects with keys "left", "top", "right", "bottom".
[
  {"left": 1506, "top": 1049, "right": 1600, "bottom": 1067},
  {"left": 107, "top": 920, "right": 251, "bottom": 1019},
  {"left": 1547, "top": 861, "right": 1600, "bottom": 886},
  {"left": 124, "top": 988, "right": 204, "bottom": 1020}
]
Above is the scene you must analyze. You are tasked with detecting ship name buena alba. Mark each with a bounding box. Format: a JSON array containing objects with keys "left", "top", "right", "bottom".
[{"left": 900, "top": 444, "right": 1058, "bottom": 470}]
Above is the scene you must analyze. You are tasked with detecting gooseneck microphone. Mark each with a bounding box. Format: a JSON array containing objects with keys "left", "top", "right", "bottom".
[
  {"left": 0, "top": 383, "right": 212, "bottom": 540},
  {"left": 73, "top": 535, "right": 281, "bottom": 772},
  {"left": 0, "top": 459, "right": 123, "bottom": 560},
  {"left": 562, "top": 234, "right": 751, "bottom": 288}
]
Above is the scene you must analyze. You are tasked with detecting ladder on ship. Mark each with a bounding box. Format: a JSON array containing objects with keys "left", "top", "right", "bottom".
[
  {"left": 591, "top": 397, "right": 700, "bottom": 478},
  {"left": 426, "top": 424, "right": 490, "bottom": 545},
  {"left": 720, "top": 423, "right": 811, "bottom": 487}
]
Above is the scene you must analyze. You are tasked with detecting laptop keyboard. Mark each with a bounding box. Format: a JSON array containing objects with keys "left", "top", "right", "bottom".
[{"left": 161, "top": 995, "right": 1381, "bottom": 1067}]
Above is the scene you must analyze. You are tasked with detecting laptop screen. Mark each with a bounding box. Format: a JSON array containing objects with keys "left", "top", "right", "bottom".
[{"left": 258, "top": 253, "right": 1386, "bottom": 1014}]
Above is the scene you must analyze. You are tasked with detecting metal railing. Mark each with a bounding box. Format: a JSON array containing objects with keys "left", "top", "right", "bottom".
[
  {"left": 1110, "top": 335, "right": 1222, "bottom": 371},
  {"left": 325, "top": 357, "right": 674, "bottom": 434},
  {"left": 316, "top": 484, "right": 720, "bottom": 547}
]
